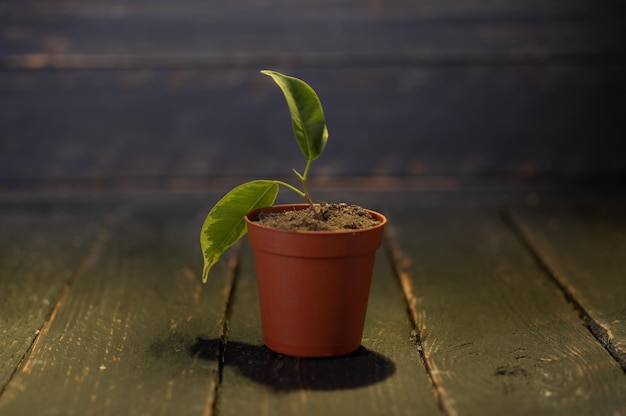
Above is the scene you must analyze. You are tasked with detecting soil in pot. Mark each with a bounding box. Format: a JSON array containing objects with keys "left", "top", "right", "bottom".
[{"left": 253, "top": 202, "right": 380, "bottom": 231}]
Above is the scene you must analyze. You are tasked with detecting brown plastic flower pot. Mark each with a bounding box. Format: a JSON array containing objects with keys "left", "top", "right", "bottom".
[{"left": 245, "top": 204, "right": 387, "bottom": 358}]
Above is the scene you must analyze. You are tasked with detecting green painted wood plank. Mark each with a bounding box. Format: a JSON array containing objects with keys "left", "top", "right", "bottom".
[
  {"left": 217, "top": 241, "right": 441, "bottom": 415},
  {"left": 0, "top": 195, "right": 235, "bottom": 415},
  {"left": 0, "top": 199, "right": 104, "bottom": 391},
  {"left": 510, "top": 200, "right": 626, "bottom": 370},
  {"left": 386, "top": 193, "right": 626, "bottom": 416}
]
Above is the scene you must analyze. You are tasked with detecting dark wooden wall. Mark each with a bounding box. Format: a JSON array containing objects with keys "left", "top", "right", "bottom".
[{"left": 1, "top": 0, "right": 625, "bottom": 187}]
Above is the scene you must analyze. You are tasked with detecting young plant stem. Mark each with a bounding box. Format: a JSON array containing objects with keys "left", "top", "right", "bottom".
[
  {"left": 299, "top": 159, "right": 314, "bottom": 206},
  {"left": 275, "top": 180, "right": 307, "bottom": 200},
  {"left": 276, "top": 159, "right": 314, "bottom": 206}
]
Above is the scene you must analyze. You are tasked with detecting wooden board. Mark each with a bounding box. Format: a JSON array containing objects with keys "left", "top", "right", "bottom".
[
  {"left": 1, "top": 190, "right": 625, "bottom": 415},
  {"left": 0, "top": 194, "right": 236, "bottom": 415},
  {"left": 2, "top": 65, "right": 625, "bottom": 183},
  {"left": 217, "top": 242, "right": 441, "bottom": 415},
  {"left": 0, "top": 198, "right": 103, "bottom": 390},
  {"left": 385, "top": 193, "right": 626, "bottom": 415},
  {"left": 2, "top": 0, "right": 625, "bottom": 183},
  {"left": 2, "top": 0, "right": 623, "bottom": 61},
  {"left": 510, "top": 199, "right": 626, "bottom": 370}
]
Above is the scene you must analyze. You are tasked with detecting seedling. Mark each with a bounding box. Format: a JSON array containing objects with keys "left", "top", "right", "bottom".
[{"left": 200, "top": 70, "right": 329, "bottom": 282}]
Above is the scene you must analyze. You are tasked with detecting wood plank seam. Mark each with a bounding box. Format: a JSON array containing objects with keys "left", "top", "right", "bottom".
[
  {"left": 383, "top": 227, "right": 452, "bottom": 416},
  {"left": 207, "top": 244, "right": 242, "bottom": 416},
  {"left": 0, "top": 222, "right": 111, "bottom": 398},
  {"left": 503, "top": 209, "right": 626, "bottom": 373}
]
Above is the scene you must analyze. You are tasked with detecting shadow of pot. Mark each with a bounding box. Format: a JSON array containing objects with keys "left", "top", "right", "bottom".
[
  {"left": 245, "top": 204, "right": 387, "bottom": 358},
  {"left": 191, "top": 338, "right": 396, "bottom": 392}
]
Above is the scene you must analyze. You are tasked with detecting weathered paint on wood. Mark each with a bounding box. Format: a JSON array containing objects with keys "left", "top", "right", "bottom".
[
  {"left": 217, "top": 242, "right": 441, "bottom": 416},
  {"left": 510, "top": 200, "right": 626, "bottom": 370},
  {"left": 1, "top": 191, "right": 625, "bottom": 415},
  {"left": 0, "top": 199, "right": 104, "bottom": 390},
  {"left": 0, "top": 195, "right": 234, "bottom": 415},
  {"left": 386, "top": 193, "right": 626, "bottom": 416}
]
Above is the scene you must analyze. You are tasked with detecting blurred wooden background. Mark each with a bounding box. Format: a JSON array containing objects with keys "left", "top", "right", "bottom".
[{"left": 1, "top": 0, "right": 625, "bottom": 190}]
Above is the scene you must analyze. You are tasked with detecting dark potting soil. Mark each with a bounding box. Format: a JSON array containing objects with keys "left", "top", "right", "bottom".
[{"left": 254, "top": 202, "right": 380, "bottom": 232}]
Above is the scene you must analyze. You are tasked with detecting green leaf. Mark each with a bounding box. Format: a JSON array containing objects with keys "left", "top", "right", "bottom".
[
  {"left": 200, "top": 180, "right": 279, "bottom": 282},
  {"left": 261, "top": 70, "right": 329, "bottom": 161}
]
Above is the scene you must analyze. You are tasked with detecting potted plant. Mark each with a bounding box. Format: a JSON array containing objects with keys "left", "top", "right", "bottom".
[{"left": 200, "top": 70, "right": 387, "bottom": 358}]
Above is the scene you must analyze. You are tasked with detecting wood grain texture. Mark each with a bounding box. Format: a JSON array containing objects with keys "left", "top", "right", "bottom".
[
  {"left": 217, "top": 238, "right": 441, "bottom": 414},
  {"left": 510, "top": 199, "right": 626, "bottom": 370},
  {"left": 0, "top": 198, "right": 104, "bottom": 391},
  {"left": 0, "top": 195, "right": 235, "bottom": 415},
  {"left": 1, "top": 190, "right": 625, "bottom": 415},
  {"left": 386, "top": 193, "right": 626, "bottom": 416}
]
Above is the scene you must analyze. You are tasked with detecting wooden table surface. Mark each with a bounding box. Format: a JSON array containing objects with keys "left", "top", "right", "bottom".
[{"left": 1, "top": 188, "right": 624, "bottom": 415}]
